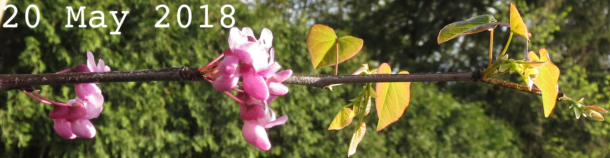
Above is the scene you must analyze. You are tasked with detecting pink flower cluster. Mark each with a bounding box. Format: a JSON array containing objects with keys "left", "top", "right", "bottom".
[
  {"left": 213, "top": 27, "right": 292, "bottom": 151},
  {"left": 49, "top": 52, "right": 110, "bottom": 139}
]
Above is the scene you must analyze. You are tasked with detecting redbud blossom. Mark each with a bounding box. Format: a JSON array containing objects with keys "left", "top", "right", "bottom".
[
  {"left": 214, "top": 27, "right": 292, "bottom": 150},
  {"left": 239, "top": 92, "right": 288, "bottom": 151},
  {"left": 50, "top": 52, "right": 109, "bottom": 139}
]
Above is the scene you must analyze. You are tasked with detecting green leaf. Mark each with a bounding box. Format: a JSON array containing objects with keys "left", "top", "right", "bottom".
[
  {"left": 347, "top": 122, "right": 366, "bottom": 157},
  {"left": 375, "top": 63, "right": 411, "bottom": 131},
  {"left": 307, "top": 24, "right": 364, "bottom": 69},
  {"left": 328, "top": 107, "right": 355, "bottom": 130},
  {"left": 528, "top": 48, "right": 559, "bottom": 117},
  {"left": 510, "top": 3, "right": 530, "bottom": 40},
  {"left": 437, "top": 14, "right": 502, "bottom": 44}
]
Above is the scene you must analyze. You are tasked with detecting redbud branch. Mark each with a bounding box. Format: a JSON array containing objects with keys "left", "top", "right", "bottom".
[
  {"left": 0, "top": 67, "right": 205, "bottom": 91},
  {"left": 284, "top": 71, "right": 480, "bottom": 88},
  {"left": 0, "top": 67, "right": 563, "bottom": 101}
]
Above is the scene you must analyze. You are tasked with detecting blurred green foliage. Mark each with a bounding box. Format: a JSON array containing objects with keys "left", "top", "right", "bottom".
[{"left": 0, "top": 0, "right": 609, "bottom": 157}]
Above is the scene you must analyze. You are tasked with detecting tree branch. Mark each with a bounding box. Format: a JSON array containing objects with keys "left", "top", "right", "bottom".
[
  {"left": 0, "top": 67, "right": 204, "bottom": 91},
  {"left": 284, "top": 71, "right": 480, "bottom": 88},
  {"left": 0, "top": 66, "right": 562, "bottom": 100}
]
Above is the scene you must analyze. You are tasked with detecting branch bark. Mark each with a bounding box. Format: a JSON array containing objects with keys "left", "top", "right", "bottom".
[
  {"left": 0, "top": 66, "right": 559, "bottom": 99},
  {"left": 0, "top": 67, "right": 204, "bottom": 91}
]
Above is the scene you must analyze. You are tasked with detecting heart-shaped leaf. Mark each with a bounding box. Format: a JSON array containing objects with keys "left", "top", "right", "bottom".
[
  {"left": 328, "top": 107, "right": 355, "bottom": 130},
  {"left": 528, "top": 48, "right": 560, "bottom": 117},
  {"left": 437, "top": 14, "right": 504, "bottom": 44},
  {"left": 510, "top": 3, "right": 530, "bottom": 40},
  {"left": 375, "top": 63, "right": 411, "bottom": 131},
  {"left": 347, "top": 122, "right": 366, "bottom": 157},
  {"left": 307, "top": 24, "right": 364, "bottom": 69}
]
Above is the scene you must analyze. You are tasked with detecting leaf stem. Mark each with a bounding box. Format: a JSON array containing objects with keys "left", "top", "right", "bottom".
[
  {"left": 489, "top": 30, "right": 494, "bottom": 68},
  {"left": 500, "top": 32, "right": 514, "bottom": 57},
  {"left": 482, "top": 61, "right": 502, "bottom": 75},
  {"left": 335, "top": 39, "right": 339, "bottom": 76}
]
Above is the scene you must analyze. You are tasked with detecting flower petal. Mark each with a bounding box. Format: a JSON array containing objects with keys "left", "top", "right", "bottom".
[
  {"left": 266, "top": 95, "right": 278, "bottom": 104},
  {"left": 49, "top": 105, "right": 69, "bottom": 119},
  {"left": 83, "top": 92, "right": 105, "bottom": 119},
  {"left": 240, "top": 104, "right": 266, "bottom": 121},
  {"left": 218, "top": 55, "right": 240, "bottom": 77},
  {"left": 75, "top": 83, "right": 102, "bottom": 101},
  {"left": 243, "top": 70, "right": 269, "bottom": 100},
  {"left": 272, "top": 70, "right": 293, "bottom": 82},
  {"left": 241, "top": 27, "right": 256, "bottom": 42},
  {"left": 53, "top": 119, "right": 76, "bottom": 139},
  {"left": 213, "top": 75, "right": 239, "bottom": 92},
  {"left": 257, "top": 62, "right": 280, "bottom": 78},
  {"left": 233, "top": 43, "right": 269, "bottom": 72},
  {"left": 233, "top": 42, "right": 259, "bottom": 64},
  {"left": 259, "top": 28, "right": 273, "bottom": 52},
  {"left": 97, "top": 59, "right": 110, "bottom": 72},
  {"left": 268, "top": 82, "right": 289, "bottom": 96},
  {"left": 250, "top": 53, "right": 270, "bottom": 73},
  {"left": 242, "top": 121, "right": 271, "bottom": 151},
  {"left": 268, "top": 49, "right": 275, "bottom": 65},
  {"left": 72, "top": 64, "right": 90, "bottom": 73},
  {"left": 264, "top": 115, "right": 288, "bottom": 128},
  {"left": 71, "top": 119, "right": 97, "bottom": 138},
  {"left": 65, "top": 101, "right": 87, "bottom": 122},
  {"left": 86, "top": 52, "right": 98, "bottom": 72},
  {"left": 229, "top": 28, "right": 248, "bottom": 52}
]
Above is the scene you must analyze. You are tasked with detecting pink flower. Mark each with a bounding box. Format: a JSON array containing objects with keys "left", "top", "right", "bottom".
[
  {"left": 49, "top": 52, "right": 109, "bottom": 139},
  {"left": 228, "top": 27, "right": 271, "bottom": 72},
  {"left": 73, "top": 52, "right": 110, "bottom": 119},
  {"left": 50, "top": 98, "right": 98, "bottom": 139},
  {"left": 241, "top": 64, "right": 270, "bottom": 100},
  {"left": 53, "top": 118, "right": 97, "bottom": 139},
  {"left": 239, "top": 93, "right": 288, "bottom": 151},
  {"left": 215, "top": 28, "right": 291, "bottom": 100},
  {"left": 213, "top": 27, "right": 292, "bottom": 150}
]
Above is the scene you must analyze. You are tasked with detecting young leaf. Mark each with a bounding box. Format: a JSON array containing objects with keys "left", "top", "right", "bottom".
[
  {"left": 437, "top": 14, "right": 502, "bottom": 44},
  {"left": 306, "top": 24, "right": 364, "bottom": 69},
  {"left": 328, "top": 107, "right": 355, "bottom": 130},
  {"left": 528, "top": 48, "right": 560, "bottom": 117},
  {"left": 347, "top": 122, "right": 366, "bottom": 157},
  {"left": 510, "top": 3, "right": 530, "bottom": 40},
  {"left": 375, "top": 63, "right": 411, "bottom": 131},
  {"left": 584, "top": 105, "right": 609, "bottom": 113}
]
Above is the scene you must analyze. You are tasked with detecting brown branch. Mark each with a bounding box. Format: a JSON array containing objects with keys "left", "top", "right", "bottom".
[
  {"left": 480, "top": 77, "right": 565, "bottom": 100},
  {"left": 283, "top": 71, "right": 480, "bottom": 88},
  {"left": 0, "top": 67, "right": 562, "bottom": 101},
  {"left": 0, "top": 67, "right": 204, "bottom": 91}
]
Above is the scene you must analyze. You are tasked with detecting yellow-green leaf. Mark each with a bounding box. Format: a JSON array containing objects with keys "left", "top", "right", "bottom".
[
  {"left": 437, "top": 14, "right": 502, "bottom": 44},
  {"left": 528, "top": 48, "right": 560, "bottom": 117},
  {"left": 510, "top": 3, "right": 530, "bottom": 40},
  {"left": 328, "top": 107, "right": 355, "bottom": 130},
  {"left": 375, "top": 63, "right": 411, "bottom": 131},
  {"left": 307, "top": 24, "right": 364, "bottom": 69},
  {"left": 347, "top": 122, "right": 366, "bottom": 157}
]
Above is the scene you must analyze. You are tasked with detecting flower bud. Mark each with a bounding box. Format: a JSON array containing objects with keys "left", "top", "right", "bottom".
[{"left": 589, "top": 111, "right": 605, "bottom": 121}]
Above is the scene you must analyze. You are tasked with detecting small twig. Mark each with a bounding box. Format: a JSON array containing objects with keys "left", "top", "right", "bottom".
[{"left": 480, "top": 77, "right": 564, "bottom": 100}]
